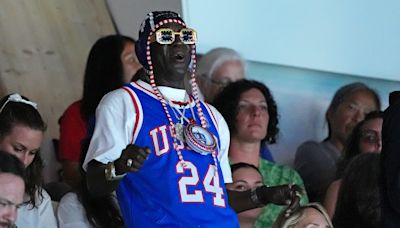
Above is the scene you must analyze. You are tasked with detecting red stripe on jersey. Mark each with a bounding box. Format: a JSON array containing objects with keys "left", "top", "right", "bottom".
[
  {"left": 133, "top": 81, "right": 155, "bottom": 96},
  {"left": 204, "top": 103, "right": 218, "bottom": 129},
  {"left": 123, "top": 87, "right": 140, "bottom": 144}
]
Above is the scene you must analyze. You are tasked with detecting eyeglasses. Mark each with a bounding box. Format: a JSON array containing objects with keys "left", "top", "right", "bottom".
[
  {"left": 200, "top": 74, "right": 233, "bottom": 88},
  {"left": 345, "top": 102, "right": 374, "bottom": 117},
  {"left": 209, "top": 78, "right": 233, "bottom": 88},
  {"left": 0, "top": 93, "right": 37, "bottom": 113},
  {"left": 360, "top": 129, "right": 380, "bottom": 144},
  {"left": 155, "top": 28, "right": 197, "bottom": 45}
]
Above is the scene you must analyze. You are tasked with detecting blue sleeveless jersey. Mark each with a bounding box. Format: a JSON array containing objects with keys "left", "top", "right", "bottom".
[{"left": 116, "top": 82, "right": 239, "bottom": 228}]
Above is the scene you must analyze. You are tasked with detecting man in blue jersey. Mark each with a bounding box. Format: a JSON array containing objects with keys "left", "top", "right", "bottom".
[{"left": 83, "top": 11, "right": 302, "bottom": 227}]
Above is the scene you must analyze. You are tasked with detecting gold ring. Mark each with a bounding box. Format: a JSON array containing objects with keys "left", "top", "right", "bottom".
[{"left": 126, "top": 158, "right": 133, "bottom": 167}]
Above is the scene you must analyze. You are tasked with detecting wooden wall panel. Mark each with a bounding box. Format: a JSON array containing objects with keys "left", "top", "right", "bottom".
[{"left": 0, "top": 0, "right": 115, "bottom": 181}]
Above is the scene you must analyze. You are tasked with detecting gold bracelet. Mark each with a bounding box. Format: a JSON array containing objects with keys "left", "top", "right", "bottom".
[{"left": 105, "top": 161, "right": 126, "bottom": 181}]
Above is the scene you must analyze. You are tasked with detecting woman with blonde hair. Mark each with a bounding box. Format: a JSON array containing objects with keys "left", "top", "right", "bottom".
[{"left": 273, "top": 202, "right": 333, "bottom": 228}]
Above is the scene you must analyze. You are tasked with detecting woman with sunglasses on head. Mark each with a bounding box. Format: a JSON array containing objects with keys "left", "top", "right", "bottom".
[
  {"left": 273, "top": 202, "right": 333, "bottom": 228},
  {"left": 323, "top": 111, "right": 383, "bottom": 218},
  {"left": 0, "top": 93, "right": 57, "bottom": 227}
]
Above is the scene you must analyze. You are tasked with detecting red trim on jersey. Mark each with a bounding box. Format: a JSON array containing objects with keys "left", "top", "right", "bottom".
[
  {"left": 122, "top": 87, "right": 140, "bottom": 144},
  {"left": 133, "top": 81, "right": 155, "bottom": 95},
  {"left": 204, "top": 103, "right": 218, "bottom": 128},
  {"left": 171, "top": 101, "right": 189, "bottom": 106}
]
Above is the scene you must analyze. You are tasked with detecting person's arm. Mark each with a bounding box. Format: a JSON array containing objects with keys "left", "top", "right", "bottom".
[
  {"left": 82, "top": 89, "right": 146, "bottom": 196},
  {"left": 227, "top": 184, "right": 303, "bottom": 214},
  {"left": 294, "top": 141, "right": 328, "bottom": 201},
  {"left": 62, "top": 161, "right": 81, "bottom": 189},
  {"left": 323, "top": 179, "right": 341, "bottom": 218},
  {"left": 38, "top": 190, "right": 58, "bottom": 228},
  {"left": 58, "top": 101, "right": 86, "bottom": 188},
  {"left": 57, "top": 193, "right": 91, "bottom": 228},
  {"left": 86, "top": 144, "right": 151, "bottom": 197}
]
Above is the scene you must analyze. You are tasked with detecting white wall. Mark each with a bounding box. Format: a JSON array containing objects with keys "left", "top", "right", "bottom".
[
  {"left": 182, "top": 0, "right": 400, "bottom": 81},
  {"left": 106, "top": 0, "right": 182, "bottom": 38}
]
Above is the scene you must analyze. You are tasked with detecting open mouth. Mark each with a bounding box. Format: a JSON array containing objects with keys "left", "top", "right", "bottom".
[
  {"left": 0, "top": 221, "right": 12, "bottom": 228},
  {"left": 174, "top": 52, "right": 184, "bottom": 61}
]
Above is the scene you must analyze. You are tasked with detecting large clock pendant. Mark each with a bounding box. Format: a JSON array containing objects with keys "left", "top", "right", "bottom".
[{"left": 184, "top": 124, "right": 217, "bottom": 155}]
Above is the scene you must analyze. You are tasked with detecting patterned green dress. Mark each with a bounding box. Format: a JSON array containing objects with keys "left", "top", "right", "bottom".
[{"left": 255, "top": 159, "right": 309, "bottom": 228}]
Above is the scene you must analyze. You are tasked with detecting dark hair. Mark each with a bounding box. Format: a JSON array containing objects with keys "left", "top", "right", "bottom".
[
  {"left": 230, "top": 162, "right": 261, "bottom": 176},
  {"left": 333, "top": 153, "right": 381, "bottom": 228},
  {"left": 0, "top": 94, "right": 46, "bottom": 208},
  {"left": 81, "top": 35, "right": 136, "bottom": 120},
  {"left": 326, "top": 82, "right": 380, "bottom": 139},
  {"left": 77, "top": 141, "right": 124, "bottom": 228},
  {"left": 380, "top": 95, "right": 400, "bottom": 226},
  {"left": 0, "top": 151, "right": 25, "bottom": 180},
  {"left": 213, "top": 79, "right": 279, "bottom": 144},
  {"left": 389, "top": 91, "right": 400, "bottom": 106},
  {"left": 335, "top": 111, "right": 383, "bottom": 178}
]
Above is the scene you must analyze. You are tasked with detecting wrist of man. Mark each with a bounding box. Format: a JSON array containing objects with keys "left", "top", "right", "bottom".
[
  {"left": 251, "top": 186, "right": 268, "bottom": 207},
  {"left": 105, "top": 160, "right": 126, "bottom": 181},
  {"left": 114, "top": 157, "right": 128, "bottom": 175}
]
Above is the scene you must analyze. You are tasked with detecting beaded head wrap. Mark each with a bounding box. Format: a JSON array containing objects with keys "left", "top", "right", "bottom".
[{"left": 135, "top": 11, "right": 218, "bottom": 170}]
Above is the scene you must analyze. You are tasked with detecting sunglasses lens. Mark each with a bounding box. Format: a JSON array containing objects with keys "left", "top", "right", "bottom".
[
  {"left": 155, "top": 28, "right": 197, "bottom": 45},
  {"left": 156, "top": 29, "right": 174, "bottom": 44},
  {"left": 180, "top": 29, "right": 196, "bottom": 44}
]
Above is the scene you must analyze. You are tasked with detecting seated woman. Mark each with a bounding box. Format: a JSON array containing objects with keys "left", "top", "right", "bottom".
[
  {"left": 0, "top": 93, "right": 57, "bottom": 227},
  {"left": 323, "top": 111, "right": 383, "bottom": 217},
  {"left": 273, "top": 202, "right": 333, "bottom": 228},
  {"left": 332, "top": 153, "right": 381, "bottom": 227},
  {"left": 196, "top": 47, "right": 246, "bottom": 103},
  {"left": 213, "top": 79, "right": 308, "bottom": 227},
  {"left": 294, "top": 82, "right": 380, "bottom": 203},
  {"left": 226, "top": 162, "right": 264, "bottom": 228}
]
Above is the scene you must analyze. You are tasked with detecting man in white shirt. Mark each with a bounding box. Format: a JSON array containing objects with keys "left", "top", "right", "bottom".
[{"left": 0, "top": 151, "right": 25, "bottom": 228}]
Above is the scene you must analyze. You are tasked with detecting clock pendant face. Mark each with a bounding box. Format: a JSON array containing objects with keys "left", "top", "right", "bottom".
[{"left": 184, "top": 124, "right": 217, "bottom": 155}]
